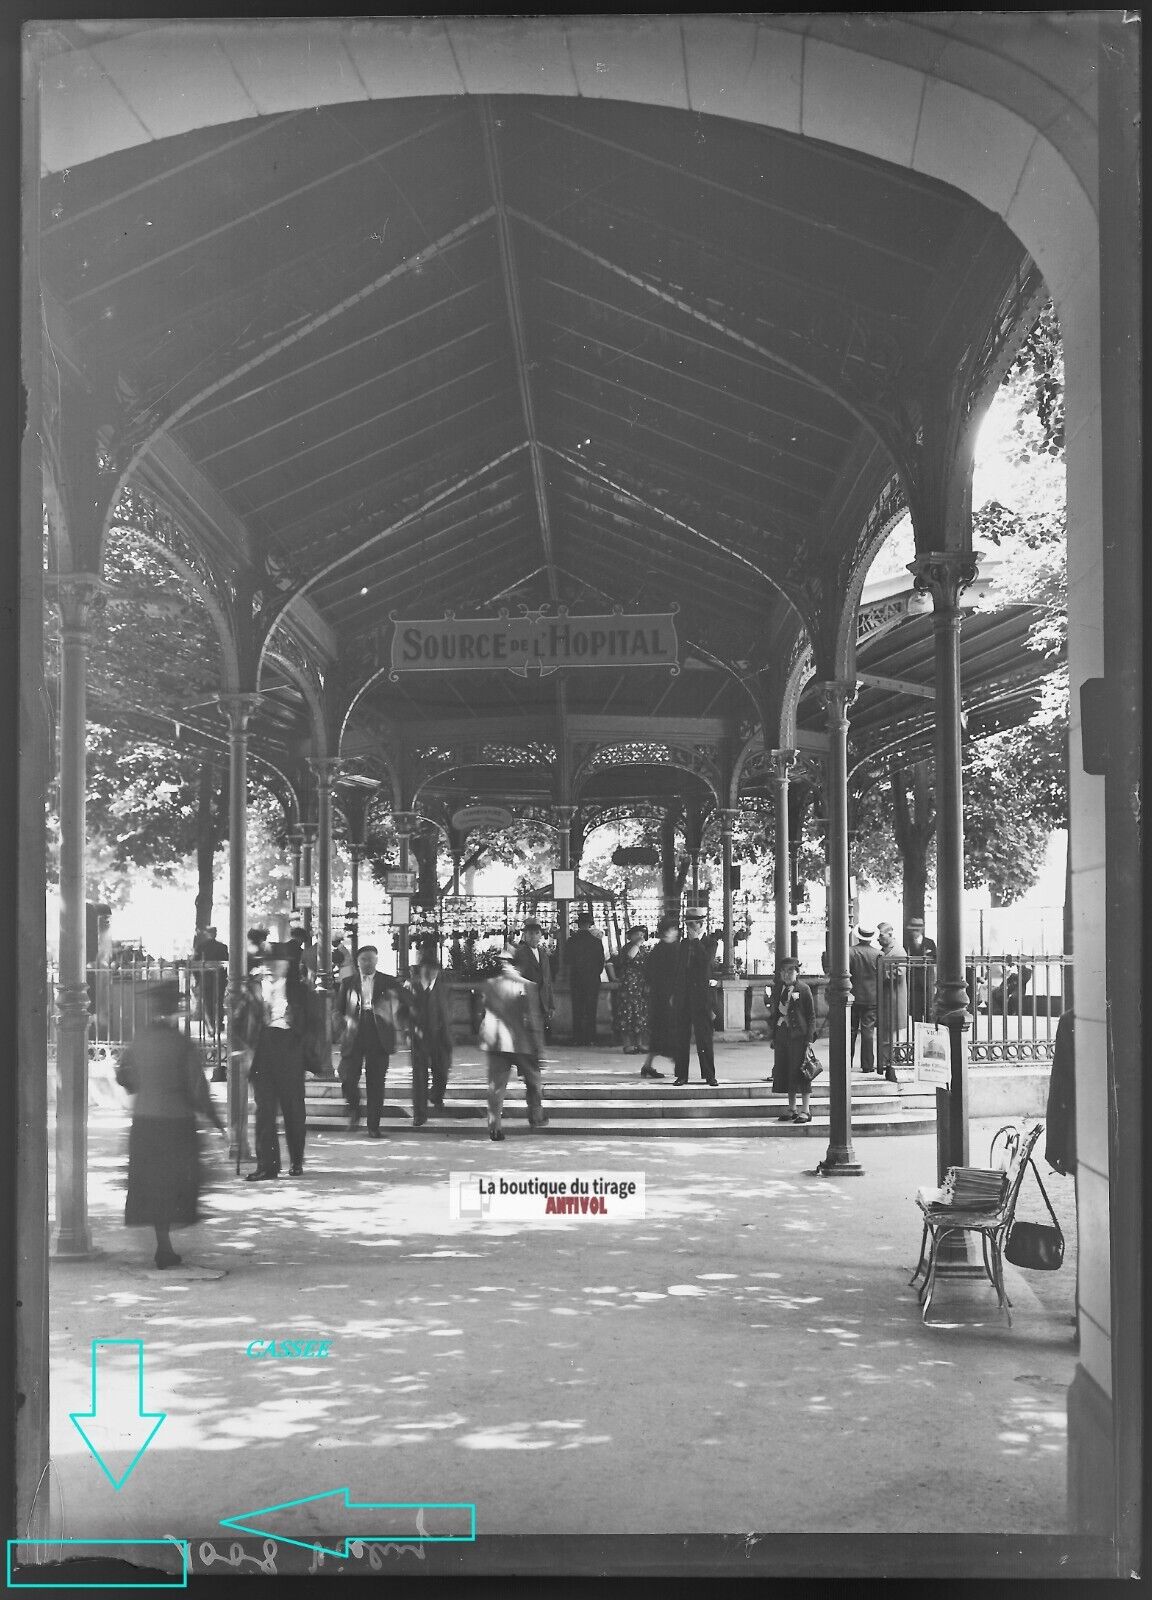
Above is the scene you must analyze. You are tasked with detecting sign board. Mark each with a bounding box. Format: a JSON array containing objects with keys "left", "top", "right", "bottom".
[
  {"left": 552, "top": 869, "right": 577, "bottom": 902},
  {"left": 914, "top": 1022, "right": 952, "bottom": 1087},
  {"left": 292, "top": 886, "right": 313, "bottom": 910},
  {"left": 451, "top": 804, "right": 515, "bottom": 832},
  {"left": 611, "top": 845, "right": 660, "bottom": 867},
  {"left": 391, "top": 610, "right": 678, "bottom": 679},
  {"left": 390, "top": 895, "right": 410, "bottom": 927},
  {"left": 384, "top": 870, "right": 418, "bottom": 895}
]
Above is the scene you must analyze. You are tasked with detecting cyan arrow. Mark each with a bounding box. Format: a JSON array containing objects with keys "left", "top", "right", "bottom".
[
  {"left": 69, "top": 1338, "right": 166, "bottom": 1490},
  {"left": 219, "top": 1491, "right": 477, "bottom": 1556}
]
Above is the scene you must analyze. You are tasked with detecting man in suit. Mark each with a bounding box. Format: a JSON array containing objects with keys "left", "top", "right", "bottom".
[
  {"left": 407, "top": 945, "right": 453, "bottom": 1126},
  {"left": 478, "top": 947, "right": 549, "bottom": 1140},
  {"left": 671, "top": 907, "right": 719, "bottom": 1086},
  {"left": 905, "top": 916, "right": 938, "bottom": 1023},
  {"left": 335, "top": 944, "right": 408, "bottom": 1137},
  {"left": 566, "top": 910, "right": 606, "bottom": 1044},
  {"left": 848, "top": 925, "right": 880, "bottom": 1073},
  {"left": 197, "top": 925, "right": 228, "bottom": 1041},
  {"left": 513, "top": 918, "right": 554, "bottom": 1032}
]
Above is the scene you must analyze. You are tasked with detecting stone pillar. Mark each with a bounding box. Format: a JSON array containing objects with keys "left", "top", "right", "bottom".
[
  {"left": 769, "top": 750, "right": 797, "bottom": 973},
  {"left": 218, "top": 692, "right": 261, "bottom": 1162},
  {"left": 816, "top": 682, "right": 862, "bottom": 1177},
  {"left": 309, "top": 759, "right": 340, "bottom": 990},
  {"left": 52, "top": 574, "right": 103, "bottom": 1257},
  {"left": 910, "top": 553, "right": 978, "bottom": 1173},
  {"left": 719, "top": 808, "right": 738, "bottom": 978}
]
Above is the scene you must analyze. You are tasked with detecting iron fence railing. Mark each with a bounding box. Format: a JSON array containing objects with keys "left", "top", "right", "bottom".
[
  {"left": 47, "top": 960, "right": 229, "bottom": 1074},
  {"left": 877, "top": 952, "right": 1070, "bottom": 1068}
]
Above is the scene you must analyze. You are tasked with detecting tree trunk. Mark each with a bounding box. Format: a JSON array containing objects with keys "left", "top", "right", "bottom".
[
  {"left": 411, "top": 827, "right": 439, "bottom": 903},
  {"left": 193, "top": 763, "right": 221, "bottom": 937},
  {"left": 890, "top": 758, "right": 936, "bottom": 930}
]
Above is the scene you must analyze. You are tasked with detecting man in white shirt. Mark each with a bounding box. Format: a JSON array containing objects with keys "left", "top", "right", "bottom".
[{"left": 335, "top": 945, "right": 408, "bottom": 1138}]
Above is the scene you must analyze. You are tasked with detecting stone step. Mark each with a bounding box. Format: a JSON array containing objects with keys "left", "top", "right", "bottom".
[
  {"left": 305, "top": 1093, "right": 933, "bottom": 1121},
  {"left": 301, "top": 1111, "right": 933, "bottom": 1138},
  {"left": 304, "top": 1076, "right": 929, "bottom": 1105}
]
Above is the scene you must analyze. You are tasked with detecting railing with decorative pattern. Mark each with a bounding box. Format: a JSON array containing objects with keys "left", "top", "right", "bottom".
[
  {"left": 877, "top": 952, "right": 1070, "bottom": 1067},
  {"left": 47, "top": 960, "right": 229, "bottom": 1074}
]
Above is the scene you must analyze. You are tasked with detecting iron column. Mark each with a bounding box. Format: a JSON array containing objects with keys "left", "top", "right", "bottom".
[{"left": 816, "top": 681, "right": 863, "bottom": 1176}]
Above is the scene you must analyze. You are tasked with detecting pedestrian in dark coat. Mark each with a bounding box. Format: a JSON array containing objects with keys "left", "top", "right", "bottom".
[
  {"left": 334, "top": 945, "right": 409, "bottom": 1138},
  {"left": 120, "top": 980, "right": 226, "bottom": 1267},
  {"left": 849, "top": 927, "right": 880, "bottom": 1072},
  {"left": 407, "top": 949, "right": 454, "bottom": 1126},
  {"left": 671, "top": 908, "right": 718, "bottom": 1085},
  {"left": 236, "top": 944, "right": 317, "bottom": 1180},
  {"left": 565, "top": 911, "right": 606, "bottom": 1044},
  {"left": 766, "top": 957, "right": 817, "bottom": 1122},
  {"left": 905, "top": 918, "right": 937, "bottom": 1022},
  {"left": 640, "top": 913, "right": 680, "bottom": 1079}
]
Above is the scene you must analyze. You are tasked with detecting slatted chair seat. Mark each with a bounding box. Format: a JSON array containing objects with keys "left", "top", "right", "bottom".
[{"left": 910, "top": 1122, "right": 1044, "bottom": 1326}]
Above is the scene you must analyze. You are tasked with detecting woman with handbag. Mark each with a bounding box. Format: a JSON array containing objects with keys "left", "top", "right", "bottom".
[{"left": 766, "top": 955, "right": 817, "bottom": 1124}]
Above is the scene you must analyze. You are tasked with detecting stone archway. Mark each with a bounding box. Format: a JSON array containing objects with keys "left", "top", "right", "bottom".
[{"left": 24, "top": 14, "right": 1136, "bottom": 1554}]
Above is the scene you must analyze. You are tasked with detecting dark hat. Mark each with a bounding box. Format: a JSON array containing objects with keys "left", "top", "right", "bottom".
[
  {"left": 906, "top": 917, "right": 925, "bottom": 929},
  {"left": 576, "top": 910, "right": 594, "bottom": 925},
  {"left": 684, "top": 907, "right": 706, "bottom": 922},
  {"left": 656, "top": 912, "right": 679, "bottom": 935},
  {"left": 357, "top": 944, "right": 379, "bottom": 957},
  {"left": 247, "top": 926, "right": 269, "bottom": 943},
  {"left": 146, "top": 978, "right": 181, "bottom": 1014},
  {"left": 625, "top": 925, "right": 646, "bottom": 941},
  {"left": 779, "top": 954, "right": 800, "bottom": 972},
  {"left": 522, "top": 917, "right": 542, "bottom": 932}
]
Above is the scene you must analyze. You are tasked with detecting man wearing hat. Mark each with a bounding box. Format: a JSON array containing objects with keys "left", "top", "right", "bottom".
[
  {"left": 335, "top": 944, "right": 409, "bottom": 1137},
  {"left": 513, "top": 918, "right": 554, "bottom": 1029},
  {"left": 235, "top": 943, "right": 314, "bottom": 1179},
  {"left": 671, "top": 907, "right": 720, "bottom": 1085},
  {"left": 407, "top": 941, "right": 453, "bottom": 1126},
  {"left": 848, "top": 925, "right": 880, "bottom": 1073},
  {"left": 639, "top": 913, "right": 680, "bottom": 1078},
  {"left": 905, "top": 917, "right": 938, "bottom": 1024},
  {"left": 565, "top": 909, "right": 606, "bottom": 1045}
]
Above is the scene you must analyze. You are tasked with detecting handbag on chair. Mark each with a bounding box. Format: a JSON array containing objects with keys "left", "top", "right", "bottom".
[{"left": 1004, "top": 1154, "right": 1065, "bottom": 1270}]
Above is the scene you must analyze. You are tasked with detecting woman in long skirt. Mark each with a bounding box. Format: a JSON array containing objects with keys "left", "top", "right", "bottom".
[
  {"left": 120, "top": 980, "right": 225, "bottom": 1268},
  {"left": 766, "top": 956, "right": 817, "bottom": 1124},
  {"left": 616, "top": 926, "right": 650, "bottom": 1054}
]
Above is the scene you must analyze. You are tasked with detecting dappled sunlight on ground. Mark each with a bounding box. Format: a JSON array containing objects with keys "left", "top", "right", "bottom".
[{"left": 47, "top": 1114, "right": 1078, "bottom": 1536}]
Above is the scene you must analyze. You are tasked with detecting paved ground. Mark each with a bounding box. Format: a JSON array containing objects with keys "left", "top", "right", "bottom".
[{"left": 45, "top": 1040, "right": 1078, "bottom": 1571}]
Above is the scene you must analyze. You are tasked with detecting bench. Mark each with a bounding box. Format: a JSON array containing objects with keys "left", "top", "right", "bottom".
[{"left": 910, "top": 1122, "right": 1044, "bottom": 1326}]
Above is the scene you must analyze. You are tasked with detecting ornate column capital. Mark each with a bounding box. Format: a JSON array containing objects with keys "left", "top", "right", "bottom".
[
  {"left": 49, "top": 572, "right": 105, "bottom": 636},
  {"left": 908, "top": 551, "right": 980, "bottom": 613},
  {"left": 307, "top": 756, "right": 343, "bottom": 788},
  {"left": 816, "top": 679, "right": 857, "bottom": 726},
  {"left": 297, "top": 821, "right": 319, "bottom": 842},
  {"left": 551, "top": 804, "right": 577, "bottom": 828},
  {"left": 718, "top": 806, "right": 739, "bottom": 837},
  {"left": 215, "top": 690, "right": 263, "bottom": 733},
  {"left": 767, "top": 747, "right": 799, "bottom": 784},
  {"left": 389, "top": 809, "right": 423, "bottom": 838}
]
